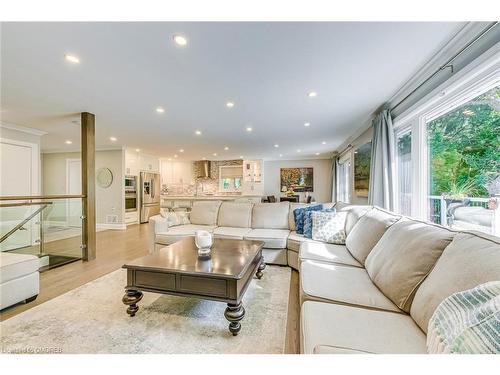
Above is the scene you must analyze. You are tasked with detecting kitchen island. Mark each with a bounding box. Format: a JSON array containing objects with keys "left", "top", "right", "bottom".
[{"left": 160, "top": 195, "right": 263, "bottom": 210}]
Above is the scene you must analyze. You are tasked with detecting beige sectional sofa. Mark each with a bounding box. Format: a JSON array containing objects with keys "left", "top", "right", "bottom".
[
  {"left": 150, "top": 200, "right": 500, "bottom": 354},
  {"left": 150, "top": 200, "right": 333, "bottom": 267}
]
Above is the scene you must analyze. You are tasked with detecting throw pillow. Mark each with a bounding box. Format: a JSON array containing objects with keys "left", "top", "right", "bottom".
[
  {"left": 427, "top": 281, "right": 500, "bottom": 354},
  {"left": 293, "top": 205, "right": 322, "bottom": 234},
  {"left": 159, "top": 211, "right": 190, "bottom": 227},
  {"left": 311, "top": 211, "right": 347, "bottom": 244},
  {"left": 303, "top": 208, "right": 335, "bottom": 239}
]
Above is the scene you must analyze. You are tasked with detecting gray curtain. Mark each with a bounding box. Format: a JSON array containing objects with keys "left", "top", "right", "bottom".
[
  {"left": 368, "top": 109, "right": 395, "bottom": 210},
  {"left": 331, "top": 157, "right": 337, "bottom": 203}
]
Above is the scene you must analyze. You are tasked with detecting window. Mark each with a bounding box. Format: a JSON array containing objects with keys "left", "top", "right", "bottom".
[
  {"left": 219, "top": 166, "right": 243, "bottom": 193},
  {"left": 392, "top": 56, "right": 499, "bottom": 235},
  {"left": 395, "top": 130, "right": 412, "bottom": 215},
  {"left": 337, "top": 156, "right": 351, "bottom": 203},
  {"left": 426, "top": 85, "right": 499, "bottom": 232}
]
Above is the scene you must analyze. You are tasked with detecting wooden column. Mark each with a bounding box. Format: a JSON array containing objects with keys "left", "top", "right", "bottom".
[{"left": 81, "top": 112, "right": 96, "bottom": 261}]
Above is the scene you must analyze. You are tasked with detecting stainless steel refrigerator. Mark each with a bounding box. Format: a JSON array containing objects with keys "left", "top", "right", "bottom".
[{"left": 140, "top": 172, "right": 161, "bottom": 223}]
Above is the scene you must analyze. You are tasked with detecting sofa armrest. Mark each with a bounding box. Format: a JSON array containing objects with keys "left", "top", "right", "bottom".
[{"left": 148, "top": 214, "right": 169, "bottom": 253}]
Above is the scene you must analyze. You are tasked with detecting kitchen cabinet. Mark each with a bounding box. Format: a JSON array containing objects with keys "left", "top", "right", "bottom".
[
  {"left": 139, "top": 153, "right": 159, "bottom": 173},
  {"left": 125, "top": 149, "right": 140, "bottom": 176},
  {"left": 242, "top": 159, "right": 264, "bottom": 195},
  {"left": 160, "top": 160, "right": 193, "bottom": 185}
]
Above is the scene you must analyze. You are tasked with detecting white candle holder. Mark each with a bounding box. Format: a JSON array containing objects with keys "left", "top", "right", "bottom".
[{"left": 194, "top": 230, "right": 213, "bottom": 258}]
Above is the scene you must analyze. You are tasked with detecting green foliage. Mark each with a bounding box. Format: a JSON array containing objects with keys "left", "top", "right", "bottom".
[{"left": 428, "top": 86, "right": 500, "bottom": 197}]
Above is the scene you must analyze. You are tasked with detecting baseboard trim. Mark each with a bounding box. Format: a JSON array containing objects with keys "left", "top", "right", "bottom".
[{"left": 96, "top": 223, "right": 127, "bottom": 230}]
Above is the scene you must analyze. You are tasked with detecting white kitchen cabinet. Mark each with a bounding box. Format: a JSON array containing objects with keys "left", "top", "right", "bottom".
[
  {"left": 242, "top": 159, "right": 264, "bottom": 195},
  {"left": 125, "top": 148, "right": 140, "bottom": 176},
  {"left": 160, "top": 160, "right": 193, "bottom": 185},
  {"left": 139, "top": 153, "right": 159, "bottom": 173}
]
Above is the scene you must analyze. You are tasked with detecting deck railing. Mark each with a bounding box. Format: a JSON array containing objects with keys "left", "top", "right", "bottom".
[{"left": 428, "top": 195, "right": 499, "bottom": 236}]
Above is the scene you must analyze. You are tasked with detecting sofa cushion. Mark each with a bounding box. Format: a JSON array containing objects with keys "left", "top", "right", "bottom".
[
  {"left": 299, "top": 242, "right": 362, "bottom": 268},
  {"left": 288, "top": 203, "right": 310, "bottom": 231},
  {"left": 213, "top": 226, "right": 252, "bottom": 240},
  {"left": 156, "top": 224, "right": 216, "bottom": 245},
  {"left": 410, "top": 231, "right": 500, "bottom": 333},
  {"left": 251, "top": 202, "right": 290, "bottom": 229},
  {"left": 217, "top": 202, "right": 253, "bottom": 228},
  {"left": 189, "top": 201, "right": 222, "bottom": 226},
  {"left": 311, "top": 211, "right": 347, "bottom": 244},
  {"left": 300, "top": 260, "right": 401, "bottom": 312},
  {"left": 312, "top": 346, "right": 373, "bottom": 354},
  {"left": 301, "top": 302, "right": 426, "bottom": 354},
  {"left": 294, "top": 204, "right": 323, "bottom": 234},
  {"left": 365, "top": 220, "right": 455, "bottom": 313},
  {"left": 0, "top": 252, "right": 40, "bottom": 284},
  {"left": 339, "top": 205, "right": 372, "bottom": 235},
  {"left": 244, "top": 228, "right": 290, "bottom": 249},
  {"left": 345, "top": 207, "right": 400, "bottom": 265},
  {"left": 287, "top": 231, "right": 323, "bottom": 253}
]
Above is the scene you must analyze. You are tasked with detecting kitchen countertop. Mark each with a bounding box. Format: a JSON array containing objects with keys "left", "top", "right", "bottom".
[{"left": 160, "top": 195, "right": 262, "bottom": 200}]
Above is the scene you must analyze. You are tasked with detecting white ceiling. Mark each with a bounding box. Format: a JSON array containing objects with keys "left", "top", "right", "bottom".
[{"left": 1, "top": 22, "right": 465, "bottom": 160}]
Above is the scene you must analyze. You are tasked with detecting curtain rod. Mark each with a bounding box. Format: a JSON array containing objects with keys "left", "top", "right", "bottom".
[{"left": 390, "top": 22, "right": 498, "bottom": 113}]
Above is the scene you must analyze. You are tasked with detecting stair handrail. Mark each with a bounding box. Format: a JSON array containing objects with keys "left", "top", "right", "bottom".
[{"left": 0, "top": 202, "right": 53, "bottom": 244}]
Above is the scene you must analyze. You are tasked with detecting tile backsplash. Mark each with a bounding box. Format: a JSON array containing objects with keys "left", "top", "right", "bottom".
[{"left": 162, "top": 160, "right": 243, "bottom": 196}]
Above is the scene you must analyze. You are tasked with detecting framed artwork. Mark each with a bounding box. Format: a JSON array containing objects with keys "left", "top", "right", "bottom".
[
  {"left": 280, "top": 167, "right": 313, "bottom": 192},
  {"left": 354, "top": 141, "right": 372, "bottom": 198}
]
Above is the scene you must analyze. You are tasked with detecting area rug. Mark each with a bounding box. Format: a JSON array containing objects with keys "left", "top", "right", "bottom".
[{"left": 0, "top": 266, "right": 291, "bottom": 354}]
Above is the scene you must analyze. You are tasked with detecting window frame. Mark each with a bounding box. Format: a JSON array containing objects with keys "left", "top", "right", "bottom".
[{"left": 392, "top": 52, "right": 500, "bottom": 221}]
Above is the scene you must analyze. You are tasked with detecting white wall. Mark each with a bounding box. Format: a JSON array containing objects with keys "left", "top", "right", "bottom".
[
  {"left": 42, "top": 150, "right": 125, "bottom": 226},
  {"left": 263, "top": 159, "right": 333, "bottom": 203}
]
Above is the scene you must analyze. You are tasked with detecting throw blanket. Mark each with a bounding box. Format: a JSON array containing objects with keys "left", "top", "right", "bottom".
[{"left": 427, "top": 281, "right": 500, "bottom": 354}]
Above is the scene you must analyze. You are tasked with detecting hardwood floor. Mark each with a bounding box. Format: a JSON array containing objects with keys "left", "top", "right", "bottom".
[{"left": 0, "top": 223, "right": 300, "bottom": 354}]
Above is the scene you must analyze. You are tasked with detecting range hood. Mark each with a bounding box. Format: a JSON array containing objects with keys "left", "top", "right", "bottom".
[{"left": 194, "top": 160, "right": 212, "bottom": 179}]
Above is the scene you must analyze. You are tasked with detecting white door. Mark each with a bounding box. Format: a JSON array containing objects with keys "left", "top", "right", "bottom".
[
  {"left": 66, "top": 159, "right": 82, "bottom": 227},
  {"left": 0, "top": 139, "right": 39, "bottom": 250}
]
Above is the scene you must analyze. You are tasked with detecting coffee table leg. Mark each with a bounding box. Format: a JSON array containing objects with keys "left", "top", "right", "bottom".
[
  {"left": 122, "top": 289, "right": 143, "bottom": 317},
  {"left": 256, "top": 256, "right": 266, "bottom": 279},
  {"left": 224, "top": 302, "right": 245, "bottom": 336}
]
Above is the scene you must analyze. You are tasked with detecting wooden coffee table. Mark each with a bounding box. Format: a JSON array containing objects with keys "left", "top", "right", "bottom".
[{"left": 122, "top": 237, "right": 265, "bottom": 335}]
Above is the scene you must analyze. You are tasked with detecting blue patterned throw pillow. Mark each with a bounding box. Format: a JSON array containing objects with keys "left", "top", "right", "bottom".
[
  {"left": 311, "top": 211, "right": 347, "bottom": 244},
  {"left": 293, "top": 205, "right": 322, "bottom": 234},
  {"left": 303, "top": 208, "right": 335, "bottom": 238}
]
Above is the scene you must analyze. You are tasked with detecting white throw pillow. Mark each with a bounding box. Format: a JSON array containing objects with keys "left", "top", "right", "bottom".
[
  {"left": 160, "top": 211, "right": 190, "bottom": 227},
  {"left": 311, "top": 211, "right": 347, "bottom": 244}
]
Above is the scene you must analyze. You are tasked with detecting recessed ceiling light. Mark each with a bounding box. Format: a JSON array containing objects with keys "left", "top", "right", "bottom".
[
  {"left": 304, "top": 122, "right": 310, "bottom": 127},
  {"left": 297, "top": 149, "right": 301, "bottom": 153},
  {"left": 226, "top": 102, "right": 235, "bottom": 108},
  {"left": 279, "top": 154, "right": 283, "bottom": 157},
  {"left": 110, "top": 137, "right": 117, "bottom": 141},
  {"left": 64, "top": 54, "right": 80, "bottom": 64},
  {"left": 174, "top": 154, "right": 178, "bottom": 158},
  {"left": 195, "top": 130, "right": 202, "bottom": 135},
  {"left": 202, "top": 157, "right": 206, "bottom": 160},
  {"left": 156, "top": 107, "right": 165, "bottom": 113},
  {"left": 239, "top": 156, "right": 244, "bottom": 159},
  {"left": 315, "top": 152, "right": 320, "bottom": 156},
  {"left": 135, "top": 149, "right": 140, "bottom": 152},
  {"left": 246, "top": 127, "right": 253, "bottom": 132},
  {"left": 65, "top": 140, "right": 72, "bottom": 145},
  {"left": 173, "top": 34, "right": 188, "bottom": 46},
  {"left": 179, "top": 149, "right": 184, "bottom": 153},
  {"left": 308, "top": 91, "right": 317, "bottom": 98},
  {"left": 274, "top": 144, "right": 279, "bottom": 148},
  {"left": 213, "top": 153, "right": 217, "bottom": 156},
  {"left": 224, "top": 146, "right": 229, "bottom": 151},
  {"left": 322, "top": 141, "right": 326, "bottom": 145},
  {"left": 168, "top": 158, "right": 172, "bottom": 161}
]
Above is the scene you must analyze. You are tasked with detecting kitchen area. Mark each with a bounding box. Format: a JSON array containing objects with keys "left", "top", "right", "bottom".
[{"left": 123, "top": 147, "right": 264, "bottom": 224}]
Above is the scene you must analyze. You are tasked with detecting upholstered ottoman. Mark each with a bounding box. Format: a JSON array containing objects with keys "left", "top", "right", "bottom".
[{"left": 0, "top": 252, "right": 40, "bottom": 310}]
